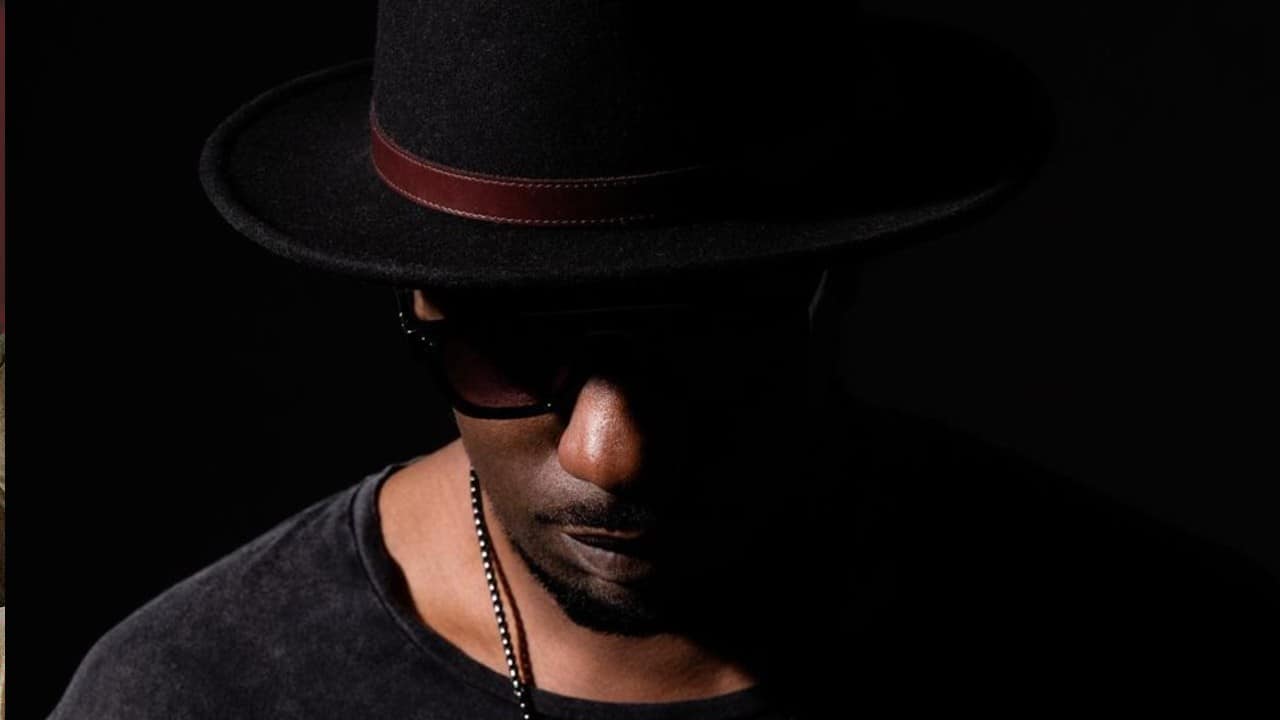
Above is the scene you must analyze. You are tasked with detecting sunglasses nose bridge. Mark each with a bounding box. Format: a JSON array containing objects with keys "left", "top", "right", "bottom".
[
  {"left": 549, "top": 335, "right": 695, "bottom": 434},
  {"left": 567, "top": 329, "right": 708, "bottom": 399}
]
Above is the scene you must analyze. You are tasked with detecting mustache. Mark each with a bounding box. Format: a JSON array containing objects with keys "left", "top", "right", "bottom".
[{"left": 534, "top": 498, "right": 660, "bottom": 533}]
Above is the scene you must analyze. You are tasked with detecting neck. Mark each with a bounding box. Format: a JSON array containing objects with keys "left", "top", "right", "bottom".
[{"left": 379, "top": 439, "right": 760, "bottom": 704}]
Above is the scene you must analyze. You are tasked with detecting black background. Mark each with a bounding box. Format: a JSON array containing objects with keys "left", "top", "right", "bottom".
[{"left": 12, "top": 0, "right": 1278, "bottom": 716}]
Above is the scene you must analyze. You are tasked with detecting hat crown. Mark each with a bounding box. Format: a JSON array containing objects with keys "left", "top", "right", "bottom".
[{"left": 372, "top": 0, "right": 865, "bottom": 178}]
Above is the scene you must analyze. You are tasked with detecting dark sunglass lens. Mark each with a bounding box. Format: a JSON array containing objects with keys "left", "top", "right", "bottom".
[{"left": 439, "top": 329, "right": 575, "bottom": 409}]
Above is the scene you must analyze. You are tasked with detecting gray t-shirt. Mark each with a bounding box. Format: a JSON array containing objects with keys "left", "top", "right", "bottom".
[{"left": 49, "top": 459, "right": 795, "bottom": 720}]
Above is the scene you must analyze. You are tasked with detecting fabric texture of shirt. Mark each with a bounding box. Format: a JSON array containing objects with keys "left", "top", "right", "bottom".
[{"left": 48, "top": 400, "right": 1280, "bottom": 718}]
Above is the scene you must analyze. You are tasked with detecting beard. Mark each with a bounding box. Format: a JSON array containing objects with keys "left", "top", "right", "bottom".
[
  {"left": 507, "top": 533, "right": 673, "bottom": 637},
  {"left": 491, "top": 453, "right": 797, "bottom": 640}
]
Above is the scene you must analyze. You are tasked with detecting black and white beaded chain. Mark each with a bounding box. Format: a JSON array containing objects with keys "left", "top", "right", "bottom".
[{"left": 469, "top": 468, "right": 534, "bottom": 720}]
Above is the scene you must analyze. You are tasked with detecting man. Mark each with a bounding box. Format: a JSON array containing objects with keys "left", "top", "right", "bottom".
[{"left": 51, "top": 1, "right": 1278, "bottom": 717}]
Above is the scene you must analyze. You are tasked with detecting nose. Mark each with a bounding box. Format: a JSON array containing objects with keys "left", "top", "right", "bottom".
[{"left": 557, "top": 369, "right": 652, "bottom": 495}]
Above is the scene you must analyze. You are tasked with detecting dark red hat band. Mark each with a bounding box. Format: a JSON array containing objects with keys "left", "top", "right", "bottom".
[{"left": 370, "top": 110, "right": 714, "bottom": 226}]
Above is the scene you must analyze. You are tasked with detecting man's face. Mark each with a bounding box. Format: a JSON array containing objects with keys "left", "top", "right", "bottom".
[{"left": 414, "top": 270, "right": 826, "bottom": 636}]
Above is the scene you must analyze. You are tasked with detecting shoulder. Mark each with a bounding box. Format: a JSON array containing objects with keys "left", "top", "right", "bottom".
[{"left": 49, "top": 464, "right": 402, "bottom": 719}]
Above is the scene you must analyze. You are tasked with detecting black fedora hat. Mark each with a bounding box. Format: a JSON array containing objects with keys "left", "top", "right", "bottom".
[{"left": 199, "top": 2, "right": 1051, "bottom": 292}]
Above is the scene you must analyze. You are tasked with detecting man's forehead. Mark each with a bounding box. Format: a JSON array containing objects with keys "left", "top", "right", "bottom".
[{"left": 420, "top": 266, "right": 825, "bottom": 316}]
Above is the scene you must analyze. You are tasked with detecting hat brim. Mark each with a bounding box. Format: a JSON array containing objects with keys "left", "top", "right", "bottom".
[{"left": 200, "top": 17, "right": 1052, "bottom": 291}]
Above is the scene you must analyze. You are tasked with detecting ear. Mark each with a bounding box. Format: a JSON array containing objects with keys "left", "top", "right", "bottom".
[{"left": 412, "top": 290, "right": 447, "bottom": 321}]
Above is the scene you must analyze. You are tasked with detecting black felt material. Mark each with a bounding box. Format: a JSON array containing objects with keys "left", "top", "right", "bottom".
[
  {"left": 200, "top": 15, "right": 1053, "bottom": 291},
  {"left": 372, "top": 2, "right": 865, "bottom": 176},
  {"left": 49, "top": 399, "right": 1279, "bottom": 717}
]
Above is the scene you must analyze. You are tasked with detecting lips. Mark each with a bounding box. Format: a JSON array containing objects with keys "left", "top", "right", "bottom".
[
  {"left": 559, "top": 529, "right": 659, "bottom": 583},
  {"left": 563, "top": 529, "right": 654, "bottom": 556}
]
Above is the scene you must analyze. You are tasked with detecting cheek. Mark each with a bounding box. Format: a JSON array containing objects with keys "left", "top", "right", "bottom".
[
  {"left": 454, "top": 412, "right": 563, "bottom": 518},
  {"left": 460, "top": 409, "right": 560, "bottom": 481},
  {"left": 454, "top": 412, "right": 561, "bottom": 467}
]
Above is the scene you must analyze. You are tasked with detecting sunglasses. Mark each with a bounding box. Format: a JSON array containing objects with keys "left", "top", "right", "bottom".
[{"left": 395, "top": 288, "right": 805, "bottom": 419}]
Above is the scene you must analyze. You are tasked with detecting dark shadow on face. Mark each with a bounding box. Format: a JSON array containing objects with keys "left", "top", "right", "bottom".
[{"left": 424, "top": 263, "right": 855, "bottom": 685}]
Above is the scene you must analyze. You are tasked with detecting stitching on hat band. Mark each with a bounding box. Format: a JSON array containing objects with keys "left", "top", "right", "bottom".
[{"left": 369, "top": 108, "right": 710, "bottom": 225}]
